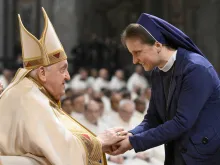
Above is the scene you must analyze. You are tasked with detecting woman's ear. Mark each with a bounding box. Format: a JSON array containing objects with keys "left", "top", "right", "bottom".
[
  {"left": 155, "top": 41, "right": 162, "bottom": 54},
  {"left": 37, "top": 66, "right": 47, "bottom": 82}
]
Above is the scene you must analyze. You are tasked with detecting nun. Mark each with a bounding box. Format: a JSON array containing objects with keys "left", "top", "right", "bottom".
[{"left": 110, "top": 13, "right": 220, "bottom": 165}]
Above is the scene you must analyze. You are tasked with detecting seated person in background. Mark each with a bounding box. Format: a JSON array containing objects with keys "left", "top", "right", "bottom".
[
  {"left": 0, "top": 8, "right": 126, "bottom": 165},
  {"left": 61, "top": 97, "right": 73, "bottom": 115},
  {"left": 127, "top": 65, "right": 149, "bottom": 93},
  {"left": 107, "top": 99, "right": 164, "bottom": 165},
  {"left": 93, "top": 97, "right": 105, "bottom": 118},
  {"left": 109, "top": 69, "right": 126, "bottom": 91},
  {"left": 70, "top": 92, "right": 86, "bottom": 121},
  {"left": 80, "top": 100, "right": 108, "bottom": 135},
  {"left": 131, "top": 97, "right": 147, "bottom": 124},
  {"left": 64, "top": 87, "right": 74, "bottom": 98},
  {"left": 101, "top": 92, "right": 122, "bottom": 124},
  {"left": 93, "top": 68, "right": 109, "bottom": 92},
  {"left": 69, "top": 67, "right": 90, "bottom": 92}
]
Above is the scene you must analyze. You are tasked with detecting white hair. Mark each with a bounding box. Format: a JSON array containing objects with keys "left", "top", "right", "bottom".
[
  {"left": 119, "top": 99, "right": 135, "bottom": 110},
  {"left": 28, "top": 65, "right": 52, "bottom": 79}
]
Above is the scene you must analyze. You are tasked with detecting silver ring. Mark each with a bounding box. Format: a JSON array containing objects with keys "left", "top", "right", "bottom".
[{"left": 116, "top": 132, "right": 121, "bottom": 136}]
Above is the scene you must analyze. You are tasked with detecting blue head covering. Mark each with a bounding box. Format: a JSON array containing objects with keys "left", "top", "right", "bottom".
[{"left": 137, "top": 13, "right": 204, "bottom": 56}]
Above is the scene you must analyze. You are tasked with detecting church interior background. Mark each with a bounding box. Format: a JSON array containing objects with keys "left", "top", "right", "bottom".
[{"left": 0, "top": 0, "right": 220, "bottom": 75}]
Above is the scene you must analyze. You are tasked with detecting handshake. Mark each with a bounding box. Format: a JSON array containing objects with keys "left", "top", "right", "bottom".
[{"left": 96, "top": 127, "right": 133, "bottom": 155}]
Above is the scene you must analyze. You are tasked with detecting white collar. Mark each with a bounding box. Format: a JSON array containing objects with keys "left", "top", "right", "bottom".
[{"left": 159, "top": 50, "right": 177, "bottom": 72}]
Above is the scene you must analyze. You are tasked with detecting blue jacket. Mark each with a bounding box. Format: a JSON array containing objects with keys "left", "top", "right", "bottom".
[{"left": 129, "top": 48, "right": 220, "bottom": 165}]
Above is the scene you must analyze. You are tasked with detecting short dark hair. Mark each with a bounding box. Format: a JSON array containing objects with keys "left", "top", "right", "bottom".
[
  {"left": 134, "top": 97, "right": 146, "bottom": 105},
  {"left": 61, "top": 97, "right": 71, "bottom": 106},
  {"left": 71, "top": 92, "right": 84, "bottom": 102},
  {"left": 121, "top": 90, "right": 131, "bottom": 100},
  {"left": 93, "top": 97, "right": 103, "bottom": 104},
  {"left": 65, "top": 88, "right": 73, "bottom": 93},
  {"left": 121, "top": 23, "right": 156, "bottom": 47}
]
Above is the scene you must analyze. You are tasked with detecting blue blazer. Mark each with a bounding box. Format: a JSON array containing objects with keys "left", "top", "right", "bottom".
[{"left": 129, "top": 48, "right": 220, "bottom": 165}]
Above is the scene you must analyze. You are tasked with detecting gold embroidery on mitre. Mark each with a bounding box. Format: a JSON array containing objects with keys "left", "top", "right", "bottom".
[{"left": 18, "top": 7, "right": 67, "bottom": 70}]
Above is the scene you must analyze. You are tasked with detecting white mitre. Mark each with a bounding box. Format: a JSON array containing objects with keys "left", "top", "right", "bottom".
[{"left": 18, "top": 7, "right": 67, "bottom": 70}]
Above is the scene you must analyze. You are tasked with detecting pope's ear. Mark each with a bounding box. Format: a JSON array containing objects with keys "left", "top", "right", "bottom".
[{"left": 37, "top": 66, "right": 47, "bottom": 82}]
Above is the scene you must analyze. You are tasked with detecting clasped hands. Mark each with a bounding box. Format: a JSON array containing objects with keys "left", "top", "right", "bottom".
[{"left": 97, "top": 127, "right": 133, "bottom": 155}]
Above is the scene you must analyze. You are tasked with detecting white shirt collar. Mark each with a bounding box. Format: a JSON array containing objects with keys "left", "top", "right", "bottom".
[{"left": 159, "top": 50, "right": 177, "bottom": 72}]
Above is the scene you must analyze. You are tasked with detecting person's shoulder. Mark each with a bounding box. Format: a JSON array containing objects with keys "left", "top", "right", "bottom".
[
  {"left": 2, "top": 77, "right": 35, "bottom": 99},
  {"left": 0, "top": 77, "right": 51, "bottom": 116},
  {"left": 179, "top": 50, "right": 220, "bottom": 83},
  {"left": 14, "top": 78, "right": 50, "bottom": 109},
  {"left": 182, "top": 49, "right": 212, "bottom": 69}
]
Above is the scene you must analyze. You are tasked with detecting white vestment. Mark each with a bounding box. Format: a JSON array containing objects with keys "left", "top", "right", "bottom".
[
  {"left": 0, "top": 69, "right": 105, "bottom": 165},
  {"left": 127, "top": 73, "right": 149, "bottom": 92},
  {"left": 69, "top": 74, "right": 90, "bottom": 91},
  {"left": 109, "top": 76, "right": 126, "bottom": 91},
  {"left": 92, "top": 77, "right": 109, "bottom": 92}
]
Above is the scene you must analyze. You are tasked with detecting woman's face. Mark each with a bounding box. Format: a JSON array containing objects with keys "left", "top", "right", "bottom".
[{"left": 125, "top": 38, "right": 161, "bottom": 71}]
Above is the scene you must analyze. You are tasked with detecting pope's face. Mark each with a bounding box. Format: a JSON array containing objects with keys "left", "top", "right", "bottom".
[
  {"left": 125, "top": 38, "right": 161, "bottom": 71},
  {"left": 44, "top": 60, "right": 70, "bottom": 101}
]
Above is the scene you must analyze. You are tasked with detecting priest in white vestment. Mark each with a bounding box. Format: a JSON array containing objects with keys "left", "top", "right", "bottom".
[
  {"left": 107, "top": 99, "right": 164, "bottom": 165},
  {"left": 70, "top": 92, "right": 86, "bottom": 122},
  {"left": 69, "top": 68, "right": 90, "bottom": 92},
  {"left": 127, "top": 65, "right": 149, "bottom": 94},
  {"left": 80, "top": 100, "right": 108, "bottom": 135},
  {"left": 109, "top": 70, "right": 126, "bottom": 91},
  {"left": 0, "top": 8, "right": 127, "bottom": 165},
  {"left": 131, "top": 97, "right": 147, "bottom": 125},
  {"left": 101, "top": 92, "right": 122, "bottom": 125},
  {"left": 92, "top": 68, "right": 109, "bottom": 92}
]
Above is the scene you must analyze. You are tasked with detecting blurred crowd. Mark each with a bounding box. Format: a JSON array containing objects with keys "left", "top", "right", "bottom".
[{"left": 61, "top": 65, "right": 165, "bottom": 165}]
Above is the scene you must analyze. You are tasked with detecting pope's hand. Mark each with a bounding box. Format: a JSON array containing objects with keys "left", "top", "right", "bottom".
[
  {"left": 110, "top": 133, "right": 133, "bottom": 155},
  {"left": 97, "top": 127, "right": 127, "bottom": 153}
]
